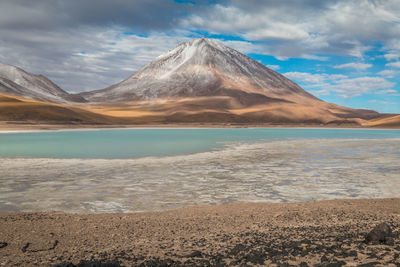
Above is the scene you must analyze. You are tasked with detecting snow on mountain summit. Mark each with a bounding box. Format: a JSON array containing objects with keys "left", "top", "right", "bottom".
[{"left": 81, "top": 38, "right": 319, "bottom": 104}]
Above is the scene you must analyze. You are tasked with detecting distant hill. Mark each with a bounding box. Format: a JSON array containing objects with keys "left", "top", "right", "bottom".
[
  {"left": 0, "top": 93, "right": 126, "bottom": 124},
  {"left": 0, "top": 62, "right": 85, "bottom": 103},
  {"left": 364, "top": 114, "right": 400, "bottom": 128}
]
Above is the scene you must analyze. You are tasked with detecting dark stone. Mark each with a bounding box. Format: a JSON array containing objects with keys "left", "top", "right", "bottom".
[
  {"left": 186, "top": 250, "right": 203, "bottom": 258},
  {"left": 53, "top": 261, "right": 121, "bottom": 267},
  {"left": 367, "top": 252, "right": 378, "bottom": 259},
  {"left": 77, "top": 261, "right": 121, "bottom": 267},
  {"left": 321, "top": 255, "right": 329, "bottom": 262},
  {"left": 53, "top": 263, "right": 75, "bottom": 267},
  {"left": 139, "top": 258, "right": 180, "bottom": 267},
  {"left": 301, "top": 250, "right": 309, "bottom": 257},
  {"left": 230, "top": 244, "right": 247, "bottom": 255},
  {"left": 0, "top": 242, "right": 7, "bottom": 249},
  {"left": 244, "top": 250, "right": 266, "bottom": 265},
  {"left": 341, "top": 249, "right": 358, "bottom": 258},
  {"left": 349, "top": 250, "right": 358, "bottom": 257},
  {"left": 314, "top": 262, "right": 346, "bottom": 267},
  {"left": 300, "top": 262, "right": 309, "bottom": 267},
  {"left": 335, "top": 261, "right": 347, "bottom": 267},
  {"left": 21, "top": 242, "right": 30, "bottom": 252},
  {"left": 357, "top": 262, "right": 380, "bottom": 267},
  {"left": 385, "top": 237, "right": 395, "bottom": 246},
  {"left": 51, "top": 240, "right": 59, "bottom": 250},
  {"left": 21, "top": 240, "right": 59, "bottom": 253},
  {"left": 365, "top": 223, "right": 392, "bottom": 244}
]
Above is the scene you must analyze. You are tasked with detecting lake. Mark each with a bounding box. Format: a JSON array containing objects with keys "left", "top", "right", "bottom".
[
  {"left": 0, "top": 128, "right": 399, "bottom": 159},
  {"left": 0, "top": 128, "right": 399, "bottom": 213}
]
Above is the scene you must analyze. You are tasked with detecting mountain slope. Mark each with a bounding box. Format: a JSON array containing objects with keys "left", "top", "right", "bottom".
[
  {"left": 80, "top": 38, "right": 318, "bottom": 105},
  {"left": 80, "top": 38, "right": 382, "bottom": 125},
  {"left": 0, "top": 62, "right": 86, "bottom": 103},
  {"left": 363, "top": 114, "right": 400, "bottom": 128}
]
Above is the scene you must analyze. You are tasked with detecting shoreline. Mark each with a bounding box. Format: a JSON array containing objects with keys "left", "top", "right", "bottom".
[
  {"left": 0, "top": 196, "right": 398, "bottom": 215},
  {"left": 0, "top": 122, "right": 399, "bottom": 133},
  {"left": 1, "top": 198, "right": 399, "bottom": 266}
]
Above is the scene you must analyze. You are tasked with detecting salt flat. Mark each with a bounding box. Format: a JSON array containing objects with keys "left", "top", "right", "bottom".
[{"left": 1, "top": 138, "right": 399, "bottom": 213}]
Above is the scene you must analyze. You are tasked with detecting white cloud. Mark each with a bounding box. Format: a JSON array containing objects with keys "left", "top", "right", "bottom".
[
  {"left": 284, "top": 72, "right": 395, "bottom": 98},
  {"left": 382, "top": 39, "right": 400, "bottom": 63},
  {"left": 375, "top": 89, "right": 398, "bottom": 94},
  {"left": 265, "top": 65, "right": 280, "bottom": 70},
  {"left": 384, "top": 53, "right": 400, "bottom": 61},
  {"left": 345, "top": 41, "right": 372, "bottom": 59},
  {"left": 221, "top": 40, "right": 262, "bottom": 54},
  {"left": 275, "top": 56, "right": 289, "bottom": 61},
  {"left": 301, "top": 54, "right": 330, "bottom": 61},
  {"left": 385, "top": 39, "right": 400, "bottom": 51},
  {"left": 182, "top": 0, "right": 400, "bottom": 59},
  {"left": 243, "top": 23, "right": 310, "bottom": 41},
  {"left": 308, "top": 89, "right": 330, "bottom": 96},
  {"left": 333, "top": 62, "right": 372, "bottom": 71},
  {"left": 327, "top": 77, "right": 395, "bottom": 98},
  {"left": 385, "top": 61, "right": 400, "bottom": 68},
  {"left": 368, "top": 100, "right": 397, "bottom": 105},
  {"left": 378, "top": 69, "right": 398, "bottom": 78},
  {"left": 284, "top": 72, "right": 346, "bottom": 85}
]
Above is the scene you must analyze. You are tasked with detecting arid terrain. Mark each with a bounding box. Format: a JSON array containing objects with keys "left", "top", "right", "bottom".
[
  {"left": 1, "top": 93, "right": 399, "bottom": 130},
  {"left": 364, "top": 115, "right": 400, "bottom": 128},
  {"left": 0, "top": 198, "right": 399, "bottom": 266},
  {"left": 0, "top": 93, "right": 126, "bottom": 125}
]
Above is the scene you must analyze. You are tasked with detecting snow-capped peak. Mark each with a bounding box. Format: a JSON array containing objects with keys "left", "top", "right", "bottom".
[
  {"left": 157, "top": 38, "right": 226, "bottom": 60},
  {"left": 80, "top": 38, "right": 318, "bottom": 103}
]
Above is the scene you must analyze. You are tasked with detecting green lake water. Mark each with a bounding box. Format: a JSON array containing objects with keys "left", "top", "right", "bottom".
[{"left": 0, "top": 128, "right": 399, "bottom": 159}]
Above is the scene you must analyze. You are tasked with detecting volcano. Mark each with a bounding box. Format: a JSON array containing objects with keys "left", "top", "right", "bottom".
[
  {"left": 80, "top": 38, "right": 380, "bottom": 124},
  {"left": 81, "top": 38, "right": 317, "bottom": 105}
]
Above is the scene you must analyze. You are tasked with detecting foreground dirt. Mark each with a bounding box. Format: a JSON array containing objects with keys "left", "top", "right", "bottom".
[{"left": 1, "top": 199, "right": 400, "bottom": 266}]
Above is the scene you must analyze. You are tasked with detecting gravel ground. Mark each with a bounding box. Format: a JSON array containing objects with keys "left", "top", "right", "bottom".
[{"left": 1, "top": 198, "right": 400, "bottom": 266}]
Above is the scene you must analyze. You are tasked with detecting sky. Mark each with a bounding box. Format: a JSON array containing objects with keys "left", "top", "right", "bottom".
[{"left": 0, "top": 0, "right": 399, "bottom": 113}]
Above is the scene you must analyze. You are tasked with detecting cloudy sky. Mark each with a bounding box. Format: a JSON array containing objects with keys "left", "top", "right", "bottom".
[{"left": 1, "top": 0, "right": 399, "bottom": 113}]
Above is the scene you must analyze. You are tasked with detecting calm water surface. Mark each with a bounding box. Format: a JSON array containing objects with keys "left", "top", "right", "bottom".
[
  {"left": 0, "top": 128, "right": 399, "bottom": 159},
  {"left": 0, "top": 128, "right": 399, "bottom": 213}
]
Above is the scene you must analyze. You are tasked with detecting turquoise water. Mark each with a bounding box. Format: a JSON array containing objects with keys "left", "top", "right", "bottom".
[{"left": 0, "top": 128, "right": 399, "bottom": 159}]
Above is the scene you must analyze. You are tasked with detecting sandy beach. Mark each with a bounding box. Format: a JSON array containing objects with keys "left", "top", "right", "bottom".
[{"left": 1, "top": 198, "right": 399, "bottom": 266}]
